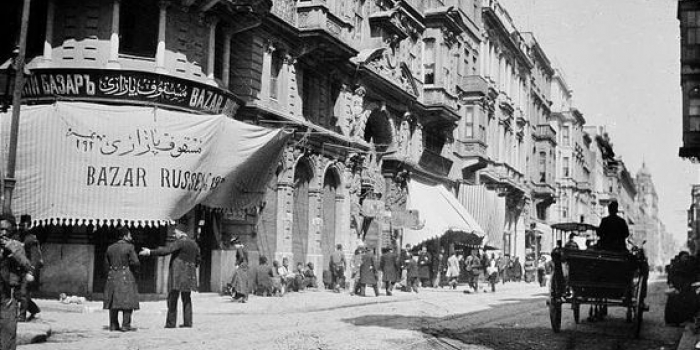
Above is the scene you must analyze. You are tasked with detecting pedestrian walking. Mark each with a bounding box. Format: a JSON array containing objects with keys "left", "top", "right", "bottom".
[
  {"left": 230, "top": 261, "right": 250, "bottom": 303},
  {"left": 397, "top": 244, "right": 412, "bottom": 292},
  {"left": 359, "top": 247, "right": 379, "bottom": 296},
  {"left": 16, "top": 215, "right": 42, "bottom": 322},
  {"left": 350, "top": 247, "right": 363, "bottom": 295},
  {"left": 0, "top": 214, "right": 34, "bottom": 350},
  {"left": 379, "top": 247, "right": 399, "bottom": 296},
  {"left": 432, "top": 248, "right": 446, "bottom": 288},
  {"left": 140, "top": 225, "right": 201, "bottom": 328},
  {"left": 330, "top": 244, "right": 346, "bottom": 293},
  {"left": 486, "top": 258, "right": 498, "bottom": 293},
  {"left": 417, "top": 246, "right": 432, "bottom": 288},
  {"left": 464, "top": 249, "right": 482, "bottom": 293},
  {"left": 406, "top": 255, "right": 419, "bottom": 293},
  {"left": 103, "top": 226, "right": 140, "bottom": 332},
  {"left": 446, "top": 249, "right": 460, "bottom": 289},
  {"left": 524, "top": 255, "right": 536, "bottom": 283},
  {"left": 511, "top": 256, "right": 523, "bottom": 282}
]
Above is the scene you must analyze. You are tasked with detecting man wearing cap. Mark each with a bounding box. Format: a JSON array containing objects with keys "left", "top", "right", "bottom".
[
  {"left": 0, "top": 214, "right": 33, "bottom": 350},
  {"left": 15, "top": 215, "right": 42, "bottom": 322},
  {"left": 103, "top": 226, "right": 140, "bottom": 331},
  {"left": 140, "top": 224, "right": 200, "bottom": 328}
]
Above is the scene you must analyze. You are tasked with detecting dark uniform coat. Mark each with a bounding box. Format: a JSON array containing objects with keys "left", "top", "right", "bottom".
[
  {"left": 379, "top": 251, "right": 399, "bottom": 283},
  {"left": 103, "top": 240, "right": 140, "bottom": 310},
  {"left": 417, "top": 251, "right": 432, "bottom": 279},
  {"left": 597, "top": 214, "right": 630, "bottom": 251},
  {"left": 151, "top": 237, "right": 201, "bottom": 292},
  {"left": 359, "top": 252, "right": 377, "bottom": 285}
]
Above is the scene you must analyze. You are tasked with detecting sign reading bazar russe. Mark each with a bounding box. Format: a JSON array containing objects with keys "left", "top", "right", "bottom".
[
  {"left": 22, "top": 68, "right": 241, "bottom": 117},
  {"left": 4, "top": 103, "right": 290, "bottom": 226}
]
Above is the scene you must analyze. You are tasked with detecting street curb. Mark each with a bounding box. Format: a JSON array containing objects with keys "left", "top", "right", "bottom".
[{"left": 17, "top": 322, "right": 51, "bottom": 345}]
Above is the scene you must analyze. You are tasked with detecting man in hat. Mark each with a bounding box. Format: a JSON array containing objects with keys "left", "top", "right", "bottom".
[
  {"left": 16, "top": 215, "right": 42, "bottom": 322},
  {"left": 596, "top": 201, "right": 629, "bottom": 252},
  {"left": 103, "top": 226, "right": 140, "bottom": 331},
  {"left": 329, "top": 244, "right": 346, "bottom": 293},
  {"left": 0, "top": 213, "right": 33, "bottom": 350},
  {"left": 140, "top": 224, "right": 200, "bottom": 328}
]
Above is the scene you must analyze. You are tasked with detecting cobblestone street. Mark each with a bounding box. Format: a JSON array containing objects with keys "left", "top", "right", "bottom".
[{"left": 18, "top": 276, "right": 682, "bottom": 350}]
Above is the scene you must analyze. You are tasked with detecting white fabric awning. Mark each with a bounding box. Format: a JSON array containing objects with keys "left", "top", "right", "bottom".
[
  {"left": 403, "top": 179, "right": 485, "bottom": 248},
  {"left": 2, "top": 102, "right": 291, "bottom": 227}
]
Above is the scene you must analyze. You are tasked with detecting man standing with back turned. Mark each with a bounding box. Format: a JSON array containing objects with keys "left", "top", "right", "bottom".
[
  {"left": 596, "top": 201, "right": 629, "bottom": 252},
  {"left": 140, "top": 224, "right": 200, "bottom": 328}
]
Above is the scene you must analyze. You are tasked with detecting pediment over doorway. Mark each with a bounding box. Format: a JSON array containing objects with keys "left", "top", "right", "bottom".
[{"left": 352, "top": 47, "right": 420, "bottom": 98}]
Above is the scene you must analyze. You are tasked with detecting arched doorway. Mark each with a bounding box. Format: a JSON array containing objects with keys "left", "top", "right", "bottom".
[
  {"left": 292, "top": 159, "right": 313, "bottom": 267},
  {"left": 321, "top": 168, "right": 340, "bottom": 275}
]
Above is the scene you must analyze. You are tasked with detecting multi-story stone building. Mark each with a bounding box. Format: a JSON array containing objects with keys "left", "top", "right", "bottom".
[{"left": 679, "top": 0, "right": 700, "bottom": 159}]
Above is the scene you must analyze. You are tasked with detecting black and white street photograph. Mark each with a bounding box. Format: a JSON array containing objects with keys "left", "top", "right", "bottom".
[{"left": 0, "top": 0, "right": 697, "bottom": 349}]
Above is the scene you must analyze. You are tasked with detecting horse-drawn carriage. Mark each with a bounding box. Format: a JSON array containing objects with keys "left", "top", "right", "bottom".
[{"left": 547, "top": 222, "right": 649, "bottom": 337}]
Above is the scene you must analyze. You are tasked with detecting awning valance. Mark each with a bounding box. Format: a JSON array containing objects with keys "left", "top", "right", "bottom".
[
  {"left": 2, "top": 102, "right": 291, "bottom": 227},
  {"left": 403, "top": 179, "right": 485, "bottom": 248}
]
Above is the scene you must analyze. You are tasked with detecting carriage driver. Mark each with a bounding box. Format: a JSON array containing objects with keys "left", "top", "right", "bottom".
[{"left": 596, "top": 201, "right": 629, "bottom": 252}]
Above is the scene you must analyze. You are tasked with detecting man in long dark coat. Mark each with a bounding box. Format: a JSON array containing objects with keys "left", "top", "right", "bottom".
[
  {"left": 596, "top": 201, "right": 629, "bottom": 252},
  {"left": 103, "top": 226, "right": 140, "bottom": 332},
  {"left": 359, "top": 248, "right": 379, "bottom": 297},
  {"left": 15, "top": 215, "right": 42, "bottom": 322},
  {"left": 379, "top": 247, "right": 399, "bottom": 296},
  {"left": 417, "top": 246, "right": 432, "bottom": 288},
  {"left": 140, "top": 225, "right": 200, "bottom": 328}
]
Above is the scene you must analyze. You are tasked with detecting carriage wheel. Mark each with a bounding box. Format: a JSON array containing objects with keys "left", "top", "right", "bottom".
[
  {"left": 633, "top": 276, "right": 647, "bottom": 338},
  {"left": 572, "top": 302, "right": 580, "bottom": 324}
]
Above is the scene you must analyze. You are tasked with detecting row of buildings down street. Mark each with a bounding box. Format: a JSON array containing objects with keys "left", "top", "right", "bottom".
[{"left": 0, "top": 0, "right": 676, "bottom": 299}]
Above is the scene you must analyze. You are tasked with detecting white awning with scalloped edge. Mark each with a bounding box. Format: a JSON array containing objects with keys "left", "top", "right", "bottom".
[{"left": 403, "top": 179, "right": 485, "bottom": 248}]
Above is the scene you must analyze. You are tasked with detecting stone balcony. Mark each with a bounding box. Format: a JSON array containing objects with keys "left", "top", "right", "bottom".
[
  {"left": 423, "top": 86, "right": 460, "bottom": 124},
  {"left": 577, "top": 181, "right": 592, "bottom": 193},
  {"left": 533, "top": 124, "right": 557, "bottom": 144},
  {"left": 419, "top": 148, "right": 454, "bottom": 177},
  {"left": 295, "top": 1, "right": 357, "bottom": 60},
  {"left": 458, "top": 75, "right": 489, "bottom": 98},
  {"left": 532, "top": 181, "right": 556, "bottom": 202},
  {"left": 480, "top": 161, "right": 526, "bottom": 195},
  {"left": 454, "top": 139, "right": 488, "bottom": 172}
]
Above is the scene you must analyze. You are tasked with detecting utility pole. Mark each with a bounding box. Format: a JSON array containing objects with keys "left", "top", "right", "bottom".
[{"left": 3, "top": 0, "right": 31, "bottom": 214}]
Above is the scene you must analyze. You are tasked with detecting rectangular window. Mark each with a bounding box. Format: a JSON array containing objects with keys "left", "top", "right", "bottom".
[
  {"left": 465, "top": 107, "right": 474, "bottom": 138},
  {"left": 424, "top": 39, "right": 436, "bottom": 84},
  {"left": 120, "top": 0, "right": 159, "bottom": 58},
  {"left": 539, "top": 152, "right": 547, "bottom": 183},
  {"left": 270, "top": 52, "right": 283, "bottom": 100},
  {"left": 563, "top": 157, "right": 570, "bottom": 177},
  {"left": 562, "top": 126, "right": 570, "bottom": 146}
]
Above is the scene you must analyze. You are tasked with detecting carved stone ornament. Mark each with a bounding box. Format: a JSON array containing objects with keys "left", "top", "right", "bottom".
[{"left": 364, "top": 48, "right": 419, "bottom": 97}]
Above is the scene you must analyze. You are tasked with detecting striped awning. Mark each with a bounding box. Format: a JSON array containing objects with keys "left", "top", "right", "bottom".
[
  {"left": 403, "top": 179, "right": 485, "bottom": 248},
  {"left": 2, "top": 102, "right": 291, "bottom": 227}
]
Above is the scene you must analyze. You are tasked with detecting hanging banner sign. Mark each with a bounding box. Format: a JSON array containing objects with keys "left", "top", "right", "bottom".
[
  {"left": 3, "top": 102, "right": 291, "bottom": 227},
  {"left": 21, "top": 68, "right": 242, "bottom": 117}
]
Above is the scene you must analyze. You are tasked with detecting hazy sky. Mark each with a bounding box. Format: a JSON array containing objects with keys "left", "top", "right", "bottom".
[{"left": 499, "top": 0, "right": 695, "bottom": 248}]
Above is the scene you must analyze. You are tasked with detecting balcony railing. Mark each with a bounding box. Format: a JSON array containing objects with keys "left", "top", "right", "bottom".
[
  {"left": 577, "top": 181, "right": 592, "bottom": 193},
  {"left": 296, "top": 2, "right": 352, "bottom": 44},
  {"left": 419, "top": 148, "right": 454, "bottom": 177},
  {"left": 534, "top": 124, "right": 557, "bottom": 144},
  {"left": 532, "top": 182, "right": 556, "bottom": 198}
]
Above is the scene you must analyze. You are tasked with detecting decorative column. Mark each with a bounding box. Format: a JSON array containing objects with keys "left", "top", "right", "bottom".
[
  {"left": 275, "top": 148, "right": 295, "bottom": 263},
  {"left": 40, "top": 0, "right": 55, "bottom": 67},
  {"left": 307, "top": 187, "right": 324, "bottom": 274},
  {"left": 206, "top": 16, "right": 219, "bottom": 86},
  {"left": 155, "top": 0, "right": 169, "bottom": 74},
  {"left": 221, "top": 28, "right": 232, "bottom": 87},
  {"left": 260, "top": 41, "right": 275, "bottom": 101}
]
